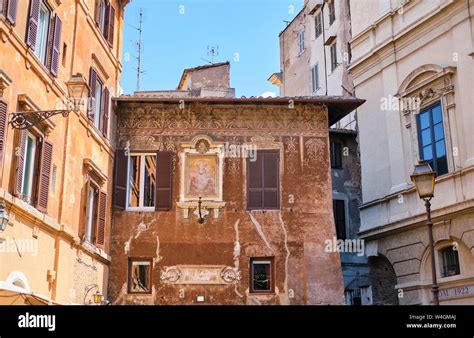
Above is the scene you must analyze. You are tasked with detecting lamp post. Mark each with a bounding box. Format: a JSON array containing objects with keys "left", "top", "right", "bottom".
[
  {"left": 410, "top": 161, "right": 439, "bottom": 305},
  {"left": 197, "top": 196, "right": 205, "bottom": 224},
  {"left": 9, "top": 74, "right": 89, "bottom": 130}
]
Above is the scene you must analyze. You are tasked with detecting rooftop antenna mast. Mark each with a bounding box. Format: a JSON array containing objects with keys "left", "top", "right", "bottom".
[
  {"left": 133, "top": 9, "right": 145, "bottom": 91},
  {"left": 201, "top": 45, "right": 219, "bottom": 65}
]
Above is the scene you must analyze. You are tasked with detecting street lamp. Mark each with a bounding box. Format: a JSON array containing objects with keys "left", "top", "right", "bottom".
[
  {"left": 84, "top": 284, "right": 103, "bottom": 305},
  {"left": 10, "top": 74, "right": 89, "bottom": 130},
  {"left": 411, "top": 161, "right": 439, "bottom": 305},
  {"left": 0, "top": 203, "right": 9, "bottom": 232}
]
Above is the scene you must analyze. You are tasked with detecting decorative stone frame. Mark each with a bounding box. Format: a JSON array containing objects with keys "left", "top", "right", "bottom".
[
  {"left": 176, "top": 135, "right": 226, "bottom": 219},
  {"left": 397, "top": 64, "right": 457, "bottom": 175}
]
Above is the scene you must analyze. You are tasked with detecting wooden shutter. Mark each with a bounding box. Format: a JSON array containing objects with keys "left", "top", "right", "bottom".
[
  {"left": 95, "top": 0, "right": 103, "bottom": 26},
  {"left": 247, "top": 154, "right": 263, "bottom": 210},
  {"left": 14, "top": 130, "right": 27, "bottom": 197},
  {"left": 113, "top": 149, "right": 127, "bottom": 209},
  {"left": 88, "top": 68, "right": 97, "bottom": 121},
  {"left": 6, "top": 0, "right": 18, "bottom": 25},
  {"left": 0, "top": 100, "right": 7, "bottom": 166},
  {"left": 36, "top": 140, "right": 53, "bottom": 213},
  {"left": 96, "top": 191, "right": 106, "bottom": 246},
  {"left": 26, "top": 0, "right": 41, "bottom": 49},
  {"left": 103, "top": 2, "right": 110, "bottom": 39},
  {"left": 263, "top": 151, "right": 280, "bottom": 209},
  {"left": 333, "top": 200, "right": 346, "bottom": 240},
  {"left": 107, "top": 4, "right": 115, "bottom": 46},
  {"left": 155, "top": 151, "right": 173, "bottom": 211},
  {"left": 101, "top": 87, "right": 109, "bottom": 137},
  {"left": 49, "top": 15, "right": 62, "bottom": 77}
]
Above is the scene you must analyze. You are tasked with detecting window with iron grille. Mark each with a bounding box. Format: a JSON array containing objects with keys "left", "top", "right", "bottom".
[
  {"left": 250, "top": 258, "right": 274, "bottom": 293},
  {"left": 440, "top": 246, "right": 460, "bottom": 278}
]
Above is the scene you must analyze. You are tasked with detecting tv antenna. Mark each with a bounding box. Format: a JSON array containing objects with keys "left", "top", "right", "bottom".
[
  {"left": 131, "top": 9, "right": 145, "bottom": 91},
  {"left": 200, "top": 45, "right": 219, "bottom": 64}
]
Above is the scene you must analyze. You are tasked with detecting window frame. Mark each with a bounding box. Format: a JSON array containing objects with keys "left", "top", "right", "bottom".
[
  {"left": 330, "top": 141, "right": 343, "bottom": 169},
  {"left": 126, "top": 153, "right": 157, "bottom": 211},
  {"left": 127, "top": 257, "right": 153, "bottom": 294},
  {"left": 439, "top": 246, "right": 461, "bottom": 278},
  {"left": 314, "top": 10, "right": 322, "bottom": 39},
  {"left": 84, "top": 179, "right": 100, "bottom": 244},
  {"left": 330, "top": 42, "right": 338, "bottom": 72},
  {"left": 298, "top": 30, "right": 305, "bottom": 55},
  {"left": 332, "top": 199, "right": 347, "bottom": 240},
  {"left": 21, "top": 131, "right": 39, "bottom": 205},
  {"left": 93, "top": 77, "right": 103, "bottom": 130},
  {"left": 311, "top": 64, "right": 319, "bottom": 94},
  {"left": 249, "top": 257, "right": 275, "bottom": 294},
  {"left": 34, "top": 0, "right": 52, "bottom": 65},
  {"left": 328, "top": 0, "right": 336, "bottom": 25},
  {"left": 416, "top": 102, "right": 448, "bottom": 177}
]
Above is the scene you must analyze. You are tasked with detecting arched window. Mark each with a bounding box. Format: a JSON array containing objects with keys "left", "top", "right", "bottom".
[{"left": 440, "top": 246, "right": 460, "bottom": 278}]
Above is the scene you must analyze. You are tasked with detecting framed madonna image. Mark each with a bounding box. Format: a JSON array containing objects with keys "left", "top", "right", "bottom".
[{"left": 184, "top": 154, "right": 220, "bottom": 199}]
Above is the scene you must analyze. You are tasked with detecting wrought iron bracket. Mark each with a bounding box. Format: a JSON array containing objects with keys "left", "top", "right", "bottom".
[{"left": 9, "top": 110, "right": 71, "bottom": 130}]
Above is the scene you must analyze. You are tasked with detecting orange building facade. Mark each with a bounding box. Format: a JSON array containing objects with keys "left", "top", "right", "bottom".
[{"left": 0, "top": 0, "right": 128, "bottom": 304}]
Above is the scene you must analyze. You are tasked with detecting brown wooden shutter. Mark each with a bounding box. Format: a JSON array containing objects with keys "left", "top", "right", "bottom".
[
  {"left": 95, "top": 0, "right": 103, "bottom": 26},
  {"left": 263, "top": 151, "right": 280, "bottom": 209},
  {"left": 96, "top": 191, "right": 106, "bottom": 246},
  {"left": 155, "top": 151, "right": 173, "bottom": 211},
  {"left": 49, "top": 15, "right": 62, "bottom": 77},
  {"left": 0, "top": 100, "right": 7, "bottom": 166},
  {"left": 113, "top": 149, "right": 127, "bottom": 209},
  {"left": 101, "top": 87, "right": 109, "bottom": 137},
  {"left": 14, "top": 130, "right": 27, "bottom": 197},
  {"left": 88, "top": 68, "right": 97, "bottom": 121},
  {"left": 6, "top": 0, "right": 18, "bottom": 25},
  {"left": 247, "top": 153, "right": 263, "bottom": 210},
  {"left": 36, "top": 140, "right": 53, "bottom": 213},
  {"left": 107, "top": 4, "right": 115, "bottom": 47},
  {"left": 26, "top": 0, "right": 40, "bottom": 48},
  {"left": 103, "top": 2, "right": 110, "bottom": 39}
]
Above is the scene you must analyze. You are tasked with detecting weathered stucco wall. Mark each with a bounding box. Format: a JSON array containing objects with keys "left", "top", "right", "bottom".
[{"left": 108, "top": 101, "right": 345, "bottom": 305}]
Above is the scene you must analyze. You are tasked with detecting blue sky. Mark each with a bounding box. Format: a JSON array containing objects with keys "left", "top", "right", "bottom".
[{"left": 120, "top": 0, "right": 304, "bottom": 97}]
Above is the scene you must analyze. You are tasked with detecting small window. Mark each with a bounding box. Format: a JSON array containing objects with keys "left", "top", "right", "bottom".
[
  {"left": 330, "top": 141, "right": 342, "bottom": 169},
  {"left": 440, "top": 246, "right": 460, "bottom": 278},
  {"left": 250, "top": 258, "right": 274, "bottom": 293},
  {"left": 333, "top": 199, "right": 346, "bottom": 240},
  {"left": 35, "top": 1, "right": 51, "bottom": 64},
  {"left": 95, "top": 0, "right": 106, "bottom": 32},
  {"left": 416, "top": 102, "right": 448, "bottom": 176},
  {"left": 298, "top": 30, "right": 305, "bottom": 54},
  {"left": 315, "top": 11, "right": 322, "bottom": 39},
  {"left": 85, "top": 182, "right": 99, "bottom": 244},
  {"left": 127, "top": 154, "right": 156, "bottom": 209},
  {"left": 311, "top": 64, "right": 319, "bottom": 93},
  {"left": 21, "top": 133, "right": 38, "bottom": 204},
  {"left": 128, "top": 259, "right": 152, "bottom": 294},
  {"left": 328, "top": 1, "right": 336, "bottom": 25},
  {"left": 330, "top": 42, "right": 338, "bottom": 71}
]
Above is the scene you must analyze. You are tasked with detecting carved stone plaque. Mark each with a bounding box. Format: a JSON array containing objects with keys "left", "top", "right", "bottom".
[{"left": 160, "top": 265, "right": 241, "bottom": 285}]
